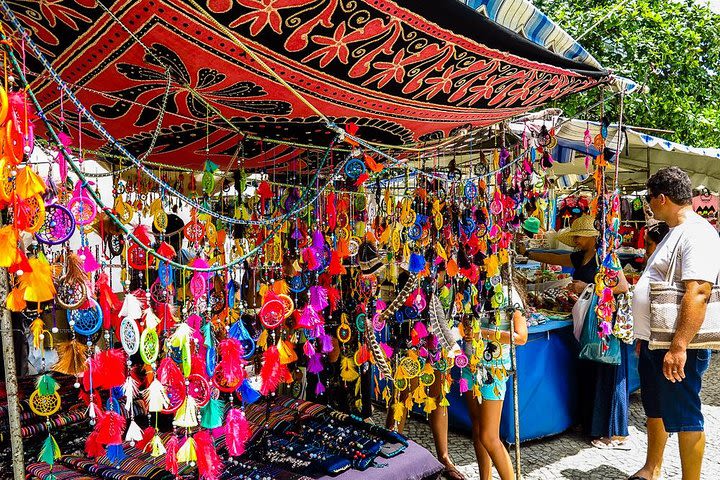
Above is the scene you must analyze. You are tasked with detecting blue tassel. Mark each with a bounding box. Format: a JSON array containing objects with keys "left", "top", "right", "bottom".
[
  {"left": 408, "top": 253, "right": 426, "bottom": 274},
  {"left": 227, "top": 281, "right": 236, "bottom": 308},
  {"left": 237, "top": 379, "right": 261, "bottom": 405},
  {"left": 106, "top": 444, "right": 126, "bottom": 465}
]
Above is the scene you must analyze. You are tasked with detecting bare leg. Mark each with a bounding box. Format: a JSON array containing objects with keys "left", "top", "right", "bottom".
[
  {"left": 475, "top": 397, "right": 514, "bottom": 480},
  {"left": 465, "top": 391, "right": 493, "bottom": 480},
  {"left": 678, "top": 431, "right": 705, "bottom": 480},
  {"left": 428, "top": 374, "right": 464, "bottom": 479},
  {"left": 631, "top": 417, "right": 668, "bottom": 480}
]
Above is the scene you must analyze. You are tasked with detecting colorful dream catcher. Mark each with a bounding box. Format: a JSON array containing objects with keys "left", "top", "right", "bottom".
[
  {"left": 69, "top": 299, "right": 103, "bottom": 337},
  {"left": 35, "top": 204, "right": 75, "bottom": 245},
  {"left": 55, "top": 253, "right": 88, "bottom": 309}
]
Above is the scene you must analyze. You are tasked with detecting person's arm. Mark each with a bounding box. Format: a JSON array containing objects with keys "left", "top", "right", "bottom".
[
  {"left": 526, "top": 251, "right": 574, "bottom": 268},
  {"left": 663, "top": 279, "right": 712, "bottom": 383},
  {"left": 612, "top": 269, "right": 630, "bottom": 295},
  {"left": 479, "top": 310, "right": 528, "bottom": 346}
]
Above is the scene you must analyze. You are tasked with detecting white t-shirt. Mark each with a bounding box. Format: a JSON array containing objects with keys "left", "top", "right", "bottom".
[{"left": 632, "top": 211, "right": 720, "bottom": 341}]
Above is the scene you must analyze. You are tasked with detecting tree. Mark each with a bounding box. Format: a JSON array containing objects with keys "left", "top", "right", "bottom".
[{"left": 534, "top": 0, "right": 720, "bottom": 148}]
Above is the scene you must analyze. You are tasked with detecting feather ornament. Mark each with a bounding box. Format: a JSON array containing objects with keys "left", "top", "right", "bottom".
[
  {"left": 20, "top": 255, "right": 56, "bottom": 302},
  {"left": 96, "top": 272, "right": 121, "bottom": 331},
  {"left": 122, "top": 377, "right": 138, "bottom": 412},
  {"left": 14, "top": 166, "right": 46, "bottom": 199},
  {"left": 165, "top": 435, "right": 180, "bottom": 474},
  {"left": 237, "top": 379, "right": 261, "bottom": 405},
  {"left": 85, "top": 430, "right": 105, "bottom": 458},
  {"left": 144, "top": 378, "right": 169, "bottom": 412},
  {"left": 125, "top": 420, "right": 144, "bottom": 446},
  {"left": 52, "top": 340, "right": 87, "bottom": 376},
  {"left": 6, "top": 287, "right": 26, "bottom": 312},
  {"left": 200, "top": 398, "right": 225, "bottom": 429},
  {"left": 225, "top": 408, "right": 252, "bottom": 457},
  {"left": 119, "top": 292, "right": 143, "bottom": 322},
  {"left": 378, "top": 273, "right": 417, "bottom": 324},
  {"left": 95, "top": 411, "right": 125, "bottom": 445},
  {"left": 173, "top": 396, "right": 199, "bottom": 428},
  {"left": 259, "top": 345, "right": 291, "bottom": 395},
  {"left": 39, "top": 433, "right": 61, "bottom": 465},
  {"left": 194, "top": 430, "right": 223, "bottom": 480},
  {"left": 176, "top": 437, "right": 197, "bottom": 464},
  {"left": 340, "top": 357, "right": 359, "bottom": 382},
  {"left": 150, "top": 435, "right": 166, "bottom": 458},
  {"left": 106, "top": 444, "right": 126, "bottom": 465},
  {"left": 309, "top": 285, "right": 329, "bottom": 311},
  {"left": 364, "top": 315, "right": 392, "bottom": 379}
]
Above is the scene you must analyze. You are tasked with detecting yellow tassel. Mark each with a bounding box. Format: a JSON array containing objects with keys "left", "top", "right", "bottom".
[
  {"left": 439, "top": 394, "right": 450, "bottom": 407},
  {"left": 30, "top": 317, "right": 45, "bottom": 350},
  {"left": 392, "top": 402, "right": 405, "bottom": 423},
  {"left": 21, "top": 256, "right": 56, "bottom": 303},
  {"left": 404, "top": 395, "right": 413, "bottom": 411},
  {"left": 277, "top": 339, "right": 297, "bottom": 365},
  {"left": 412, "top": 385, "right": 427, "bottom": 405},
  {"left": 6, "top": 287, "right": 26, "bottom": 312},
  {"left": 0, "top": 225, "right": 18, "bottom": 267},
  {"left": 176, "top": 437, "right": 197, "bottom": 463},
  {"left": 257, "top": 329, "right": 268, "bottom": 349},
  {"left": 14, "top": 166, "right": 46, "bottom": 199},
  {"left": 272, "top": 280, "right": 289, "bottom": 295},
  {"left": 382, "top": 385, "right": 391, "bottom": 406},
  {"left": 173, "top": 396, "right": 198, "bottom": 428},
  {"left": 423, "top": 396, "right": 437, "bottom": 415},
  {"left": 340, "top": 357, "right": 359, "bottom": 382}
]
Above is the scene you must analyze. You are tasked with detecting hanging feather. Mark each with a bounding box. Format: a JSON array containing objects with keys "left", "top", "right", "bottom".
[
  {"left": 176, "top": 436, "right": 197, "bottom": 464},
  {"left": 123, "top": 376, "right": 138, "bottom": 412},
  {"left": 173, "top": 396, "right": 199, "bottom": 428},
  {"left": 164, "top": 435, "right": 180, "bottom": 475},
  {"left": 144, "top": 378, "right": 169, "bottom": 412},
  {"left": 303, "top": 340, "right": 316, "bottom": 358},
  {"left": 307, "top": 352, "right": 324, "bottom": 375},
  {"left": 340, "top": 357, "right": 359, "bottom": 382},
  {"left": 132, "top": 224, "right": 155, "bottom": 247},
  {"left": 194, "top": 430, "right": 223, "bottom": 480},
  {"left": 428, "top": 293, "right": 460, "bottom": 352},
  {"left": 259, "top": 345, "right": 291, "bottom": 395},
  {"left": 38, "top": 433, "right": 61, "bottom": 465},
  {"left": 84, "top": 349, "right": 127, "bottom": 391},
  {"left": 30, "top": 317, "right": 45, "bottom": 350},
  {"left": 218, "top": 338, "right": 246, "bottom": 387},
  {"left": 277, "top": 338, "right": 298, "bottom": 365},
  {"left": 237, "top": 379, "right": 261, "bottom": 405},
  {"left": 106, "top": 444, "right": 126, "bottom": 465},
  {"left": 77, "top": 246, "right": 100, "bottom": 273},
  {"left": 125, "top": 420, "right": 144, "bottom": 446},
  {"left": 150, "top": 435, "right": 166, "bottom": 458},
  {"left": 6, "top": 287, "right": 26, "bottom": 312},
  {"left": 315, "top": 379, "right": 326, "bottom": 395},
  {"left": 319, "top": 333, "right": 333, "bottom": 353},
  {"left": 408, "top": 253, "right": 426, "bottom": 274},
  {"left": 52, "top": 340, "right": 87, "bottom": 376},
  {"left": 328, "top": 250, "right": 346, "bottom": 275},
  {"left": 119, "top": 292, "right": 143, "bottom": 322},
  {"left": 225, "top": 408, "right": 252, "bottom": 457},
  {"left": 96, "top": 272, "right": 121, "bottom": 331},
  {"left": 20, "top": 255, "right": 56, "bottom": 302},
  {"left": 200, "top": 398, "right": 225, "bottom": 429},
  {"left": 55, "top": 131, "right": 72, "bottom": 182},
  {"left": 85, "top": 430, "right": 105, "bottom": 458},
  {"left": 308, "top": 285, "right": 329, "bottom": 311},
  {"left": 95, "top": 411, "right": 125, "bottom": 445},
  {"left": 169, "top": 322, "right": 194, "bottom": 376},
  {"left": 36, "top": 374, "right": 58, "bottom": 396},
  {"left": 364, "top": 316, "right": 392, "bottom": 379},
  {"left": 378, "top": 273, "right": 417, "bottom": 324}
]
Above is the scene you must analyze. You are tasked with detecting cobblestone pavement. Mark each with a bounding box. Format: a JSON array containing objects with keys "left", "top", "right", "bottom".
[{"left": 375, "top": 353, "right": 720, "bottom": 480}]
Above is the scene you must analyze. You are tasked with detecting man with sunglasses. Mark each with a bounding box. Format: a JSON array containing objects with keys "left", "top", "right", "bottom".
[{"left": 630, "top": 166, "right": 719, "bottom": 480}]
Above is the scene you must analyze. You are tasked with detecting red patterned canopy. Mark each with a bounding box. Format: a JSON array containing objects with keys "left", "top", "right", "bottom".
[{"left": 4, "top": 0, "right": 608, "bottom": 171}]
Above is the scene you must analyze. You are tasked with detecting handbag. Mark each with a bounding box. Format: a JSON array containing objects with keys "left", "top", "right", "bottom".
[
  {"left": 578, "top": 289, "right": 622, "bottom": 365},
  {"left": 649, "top": 233, "right": 720, "bottom": 350},
  {"left": 572, "top": 283, "right": 594, "bottom": 341}
]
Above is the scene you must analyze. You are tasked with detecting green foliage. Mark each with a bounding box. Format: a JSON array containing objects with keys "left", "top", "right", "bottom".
[{"left": 535, "top": 0, "right": 720, "bottom": 147}]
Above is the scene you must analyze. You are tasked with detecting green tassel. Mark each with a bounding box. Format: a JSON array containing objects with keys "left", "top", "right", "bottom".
[
  {"left": 39, "top": 434, "right": 60, "bottom": 465},
  {"left": 201, "top": 322, "right": 214, "bottom": 349},
  {"left": 200, "top": 398, "right": 224, "bottom": 429},
  {"left": 204, "top": 160, "right": 219, "bottom": 173},
  {"left": 37, "top": 374, "right": 58, "bottom": 396}
]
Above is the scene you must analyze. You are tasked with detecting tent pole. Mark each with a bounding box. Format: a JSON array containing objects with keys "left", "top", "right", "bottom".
[
  {"left": 507, "top": 256, "right": 522, "bottom": 478},
  {"left": 0, "top": 266, "right": 25, "bottom": 480}
]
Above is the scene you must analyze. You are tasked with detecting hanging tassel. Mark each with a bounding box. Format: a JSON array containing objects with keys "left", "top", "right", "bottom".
[
  {"left": 225, "top": 408, "right": 251, "bottom": 457},
  {"left": 259, "top": 345, "right": 291, "bottom": 395},
  {"left": 315, "top": 379, "right": 325, "bottom": 396},
  {"left": 277, "top": 338, "right": 298, "bottom": 365},
  {"left": 36, "top": 374, "right": 58, "bottom": 396},
  {"left": 423, "top": 396, "right": 437, "bottom": 415},
  {"left": 20, "top": 255, "right": 56, "bottom": 302},
  {"left": 392, "top": 402, "right": 405, "bottom": 424},
  {"left": 194, "top": 430, "right": 223, "bottom": 480},
  {"left": 125, "top": 420, "right": 144, "bottom": 446},
  {"left": 0, "top": 226, "right": 18, "bottom": 268},
  {"left": 173, "top": 396, "right": 198, "bottom": 428},
  {"left": 176, "top": 437, "right": 197, "bottom": 465},
  {"left": 6, "top": 287, "right": 26, "bottom": 312},
  {"left": 77, "top": 246, "right": 100, "bottom": 273},
  {"left": 340, "top": 357, "right": 359, "bottom": 382},
  {"left": 30, "top": 317, "right": 45, "bottom": 350},
  {"left": 237, "top": 379, "right": 261, "bottom": 405},
  {"left": 119, "top": 292, "right": 143, "bottom": 321},
  {"left": 320, "top": 333, "right": 333, "bottom": 353},
  {"left": 328, "top": 250, "right": 346, "bottom": 275},
  {"left": 122, "top": 376, "right": 138, "bottom": 412},
  {"left": 307, "top": 352, "right": 324, "bottom": 374},
  {"left": 272, "top": 279, "right": 289, "bottom": 295},
  {"left": 106, "top": 444, "right": 126, "bottom": 465},
  {"left": 200, "top": 398, "right": 225, "bottom": 429},
  {"left": 459, "top": 378, "right": 469, "bottom": 394},
  {"left": 84, "top": 349, "right": 127, "bottom": 391},
  {"left": 303, "top": 341, "right": 316, "bottom": 358},
  {"left": 144, "top": 378, "right": 169, "bottom": 412},
  {"left": 52, "top": 340, "right": 87, "bottom": 376},
  {"left": 308, "top": 285, "right": 329, "bottom": 311},
  {"left": 165, "top": 435, "right": 180, "bottom": 474},
  {"left": 95, "top": 411, "right": 125, "bottom": 445},
  {"left": 85, "top": 430, "right": 105, "bottom": 458},
  {"left": 150, "top": 435, "right": 166, "bottom": 458},
  {"left": 39, "top": 433, "right": 61, "bottom": 465},
  {"left": 218, "top": 338, "right": 246, "bottom": 387},
  {"left": 408, "top": 253, "right": 426, "bottom": 274}
]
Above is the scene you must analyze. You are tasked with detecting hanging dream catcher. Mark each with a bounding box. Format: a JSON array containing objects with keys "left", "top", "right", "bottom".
[
  {"left": 119, "top": 317, "right": 140, "bottom": 356},
  {"left": 69, "top": 299, "right": 103, "bottom": 336},
  {"left": 188, "top": 373, "right": 211, "bottom": 406},
  {"left": 21, "top": 195, "right": 47, "bottom": 233},
  {"left": 35, "top": 204, "right": 75, "bottom": 245},
  {"left": 68, "top": 183, "right": 97, "bottom": 226},
  {"left": 104, "top": 233, "right": 124, "bottom": 257},
  {"left": 139, "top": 326, "right": 159, "bottom": 365},
  {"left": 55, "top": 254, "right": 88, "bottom": 310}
]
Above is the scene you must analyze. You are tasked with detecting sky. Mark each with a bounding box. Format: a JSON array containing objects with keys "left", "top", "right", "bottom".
[{"left": 708, "top": 0, "right": 720, "bottom": 13}]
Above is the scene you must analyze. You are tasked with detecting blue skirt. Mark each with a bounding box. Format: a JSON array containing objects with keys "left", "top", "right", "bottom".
[{"left": 587, "top": 342, "right": 630, "bottom": 438}]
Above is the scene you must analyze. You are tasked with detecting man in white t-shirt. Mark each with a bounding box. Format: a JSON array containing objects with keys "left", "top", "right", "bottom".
[{"left": 630, "top": 167, "right": 718, "bottom": 480}]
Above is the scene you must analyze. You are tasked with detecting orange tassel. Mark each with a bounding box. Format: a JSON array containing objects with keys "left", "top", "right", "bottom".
[
  {"left": 364, "top": 154, "right": 384, "bottom": 173},
  {"left": 6, "top": 287, "right": 26, "bottom": 312},
  {"left": 20, "top": 255, "right": 56, "bottom": 302},
  {"left": 14, "top": 166, "right": 46, "bottom": 199},
  {"left": 0, "top": 225, "right": 18, "bottom": 267},
  {"left": 336, "top": 238, "right": 350, "bottom": 258}
]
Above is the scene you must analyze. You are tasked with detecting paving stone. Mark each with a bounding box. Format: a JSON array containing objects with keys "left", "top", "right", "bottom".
[{"left": 374, "top": 352, "right": 720, "bottom": 479}]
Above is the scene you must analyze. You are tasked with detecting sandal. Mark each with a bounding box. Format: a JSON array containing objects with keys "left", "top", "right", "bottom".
[
  {"left": 441, "top": 465, "right": 466, "bottom": 480},
  {"left": 591, "top": 438, "right": 631, "bottom": 450}
]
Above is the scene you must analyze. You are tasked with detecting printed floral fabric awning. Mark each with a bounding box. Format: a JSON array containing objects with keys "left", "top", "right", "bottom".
[{"left": 4, "top": 0, "right": 609, "bottom": 171}]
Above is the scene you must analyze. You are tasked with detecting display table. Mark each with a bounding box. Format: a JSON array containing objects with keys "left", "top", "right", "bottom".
[{"left": 445, "top": 319, "right": 640, "bottom": 443}]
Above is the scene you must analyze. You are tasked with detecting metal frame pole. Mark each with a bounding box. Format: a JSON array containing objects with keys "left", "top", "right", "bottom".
[
  {"left": 507, "top": 255, "right": 521, "bottom": 479},
  {"left": 0, "top": 266, "right": 25, "bottom": 480}
]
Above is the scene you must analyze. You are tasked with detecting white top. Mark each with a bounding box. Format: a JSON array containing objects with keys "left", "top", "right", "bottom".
[{"left": 632, "top": 211, "right": 720, "bottom": 341}]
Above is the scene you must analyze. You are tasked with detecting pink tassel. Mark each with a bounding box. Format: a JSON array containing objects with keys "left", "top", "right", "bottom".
[
  {"left": 380, "top": 342, "right": 394, "bottom": 359},
  {"left": 320, "top": 333, "right": 333, "bottom": 353},
  {"left": 225, "top": 408, "right": 251, "bottom": 457},
  {"left": 218, "top": 338, "right": 246, "bottom": 386},
  {"left": 259, "top": 345, "right": 290, "bottom": 395},
  {"left": 459, "top": 378, "right": 469, "bottom": 394},
  {"left": 307, "top": 353, "right": 324, "bottom": 374},
  {"left": 296, "top": 306, "right": 318, "bottom": 329},
  {"left": 315, "top": 379, "right": 325, "bottom": 396},
  {"left": 303, "top": 341, "right": 316, "bottom": 358},
  {"left": 78, "top": 246, "right": 100, "bottom": 273},
  {"left": 165, "top": 435, "right": 179, "bottom": 475},
  {"left": 194, "top": 430, "right": 222, "bottom": 480},
  {"left": 309, "top": 286, "right": 329, "bottom": 311},
  {"left": 413, "top": 322, "right": 429, "bottom": 339},
  {"left": 55, "top": 131, "right": 72, "bottom": 182},
  {"left": 95, "top": 411, "right": 125, "bottom": 445}
]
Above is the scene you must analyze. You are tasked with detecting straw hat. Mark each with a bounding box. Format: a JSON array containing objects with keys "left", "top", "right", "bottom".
[{"left": 556, "top": 215, "right": 598, "bottom": 247}]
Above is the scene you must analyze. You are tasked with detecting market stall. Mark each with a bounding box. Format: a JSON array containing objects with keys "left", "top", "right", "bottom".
[{"left": 0, "top": 1, "right": 623, "bottom": 480}]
